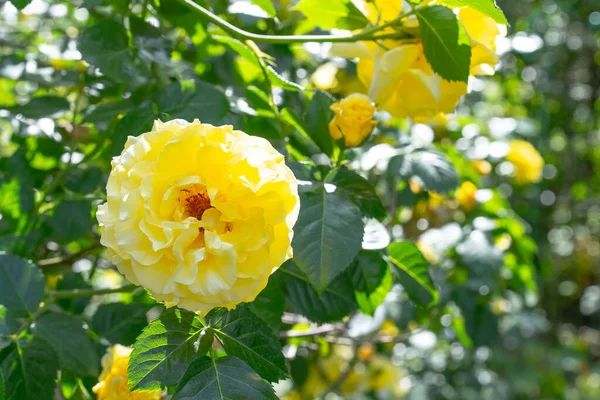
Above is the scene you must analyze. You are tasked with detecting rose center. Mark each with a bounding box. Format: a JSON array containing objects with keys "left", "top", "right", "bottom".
[{"left": 179, "top": 188, "right": 212, "bottom": 220}]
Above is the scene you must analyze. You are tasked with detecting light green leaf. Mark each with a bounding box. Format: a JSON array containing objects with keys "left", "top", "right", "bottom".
[
  {"left": 250, "top": 0, "right": 277, "bottom": 17},
  {"left": 173, "top": 356, "right": 277, "bottom": 400},
  {"left": 295, "top": 0, "right": 369, "bottom": 30},
  {"left": 351, "top": 251, "right": 393, "bottom": 316},
  {"left": 2, "top": 339, "right": 58, "bottom": 400},
  {"left": 79, "top": 21, "right": 142, "bottom": 84},
  {"left": 128, "top": 308, "right": 208, "bottom": 392},
  {"left": 91, "top": 303, "right": 148, "bottom": 346},
  {"left": 417, "top": 5, "right": 471, "bottom": 82},
  {"left": 281, "top": 261, "right": 357, "bottom": 323},
  {"left": 0, "top": 307, "right": 19, "bottom": 350},
  {"left": 206, "top": 305, "right": 287, "bottom": 383},
  {"left": 401, "top": 150, "right": 459, "bottom": 194},
  {"left": 326, "top": 168, "right": 386, "bottom": 220},
  {"left": 48, "top": 200, "right": 93, "bottom": 244},
  {"left": 386, "top": 242, "right": 438, "bottom": 308},
  {"left": 292, "top": 189, "right": 364, "bottom": 294},
  {"left": 0, "top": 254, "right": 44, "bottom": 317},
  {"left": 443, "top": 0, "right": 508, "bottom": 25},
  {"left": 33, "top": 312, "right": 99, "bottom": 376},
  {"left": 265, "top": 65, "right": 304, "bottom": 91},
  {"left": 11, "top": 96, "right": 70, "bottom": 119}
]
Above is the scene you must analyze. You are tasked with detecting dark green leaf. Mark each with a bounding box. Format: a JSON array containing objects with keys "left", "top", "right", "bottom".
[
  {"left": 12, "top": 96, "right": 69, "bottom": 119},
  {"left": 206, "top": 305, "right": 287, "bottom": 383},
  {"left": 249, "top": 274, "right": 285, "bottom": 334},
  {"left": 9, "top": 0, "right": 33, "bottom": 10},
  {"left": 326, "top": 168, "right": 386, "bottom": 220},
  {"left": 443, "top": 0, "right": 508, "bottom": 24},
  {"left": 154, "top": 81, "right": 230, "bottom": 124},
  {"left": 33, "top": 312, "right": 99, "bottom": 376},
  {"left": 130, "top": 17, "right": 172, "bottom": 64},
  {"left": 456, "top": 230, "right": 504, "bottom": 277},
  {"left": 0, "top": 307, "right": 19, "bottom": 350},
  {"left": 292, "top": 190, "right": 364, "bottom": 294},
  {"left": 8, "top": 150, "right": 34, "bottom": 214},
  {"left": 128, "top": 308, "right": 207, "bottom": 392},
  {"left": 417, "top": 5, "right": 471, "bottom": 82},
  {"left": 402, "top": 150, "right": 459, "bottom": 194},
  {"left": 295, "top": 0, "right": 369, "bottom": 30},
  {"left": 109, "top": 107, "right": 156, "bottom": 157},
  {"left": 0, "top": 254, "right": 44, "bottom": 317},
  {"left": 48, "top": 200, "right": 93, "bottom": 244},
  {"left": 2, "top": 339, "right": 58, "bottom": 400},
  {"left": 351, "top": 251, "right": 393, "bottom": 315},
  {"left": 281, "top": 261, "right": 357, "bottom": 323},
  {"left": 305, "top": 91, "right": 334, "bottom": 156},
  {"left": 0, "top": 368, "right": 4, "bottom": 400},
  {"left": 265, "top": 66, "right": 304, "bottom": 91},
  {"left": 82, "top": 101, "right": 136, "bottom": 125},
  {"left": 91, "top": 303, "right": 148, "bottom": 346},
  {"left": 386, "top": 242, "right": 438, "bottom": 308},
  {"left": 56, "top": 273, "right": 92, "bottom": 315},
  {"left": 173, "top": 356, "right": 277, "bottom": 400},
  {"left": 79, "top": 21, "right": 141, "bottom": 84}
]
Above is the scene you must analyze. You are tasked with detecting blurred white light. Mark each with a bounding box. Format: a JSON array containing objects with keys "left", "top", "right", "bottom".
[
  {"left": 511, "top": 33, "right": 544, "bottom": 53},
  {"left": 409, "top": 331, "right": 437, "bottom": 350}
]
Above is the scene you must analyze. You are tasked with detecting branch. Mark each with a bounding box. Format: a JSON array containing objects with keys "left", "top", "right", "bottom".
[
  {"left": 178, "top": 0, "right": 416, "bottom": 44},
  {"left": 48, "top": 284, "right": 138, "bottom": 299},
  {"left": 38, "top": 243, "right": 102, "bottom": 268},
  {"left": 279, "top": 323, "right": 343, "bottom": 339}
]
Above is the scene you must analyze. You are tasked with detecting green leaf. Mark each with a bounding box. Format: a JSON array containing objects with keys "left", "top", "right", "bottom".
[
  {"left": 0, "top": 307, "right": 18, "bottom": 351},
  {"left": 0, "top": 254, "right": 44, "bottom": 317},
  {"left": 206, "top": 305, "right": 287, "bottom": 383},
  {"left": 12, "top": 96, "right": 70, "bottom": 119},
  {"left": 82, "top": 100, "right": 136, "bottom": 125},
  {"left": 326, "top": 168, "right": 386, "bottom": 220},
  {"left": 33, "top": 312, "right": 99, "bottom": 376},
  {"left": 130, "top": 17, "right": 172, "bottom": 64},
  {"left": 2, "top": 339, "right": 58, "bottom": 400},
  {"left": 173, "top": 356, "right": 277, "bottom": 400},
  {"left": 79, "top": 21, "right": 141, "bottom": 84},
  {"left": 250, "top": 0, "right": 277, "bottom": 17},
  {"left": 128, "top": 308, "right": 208, "bottom": 392},
  {"left": 281, "top": 261, "right": 357, "bottom": 323},
  {"left": 91, "top": 303, "right": 148, "bottom": 346},
  {"left": 9, "top": 0, "right": 33, "bottom": 10},
  {"left": 351, "top": 251, "right": 393, "bottom": 315},
  {"left": 292, "top": 189, "right": 364, "bottom": 294},
  {"left": 295, "top": 0, "right": 369, "bottom": 30},
  {"left": 249, "top": 274, "right": 285, "bottom": 334},
  {"left": 109, "top": 107, "right": 156, "bottom": 157},
  {"left": 401, "top": 150, "right": 459, "bottom": 194},
  {"left": 265, "top": 65, "right": 304, "bottom": 91},
  {"left": 0, "top": 368, "right": 4, "bottom": 400},
  {"left": 48, "top": 200, "right": 93, "bottom": 244},
  {"left": 56, "top": 273, "right": 92, "bottom": 315},
  {"left": 417, "top": 5, "right": 471, "bottom": 82},
  {"left": 386, "top": 242, "right": 438, "bottom": 308},
  {"left": 443, "top": 0, "right": 508, "bottom": 25},
  {"left": 155, "top": 81, "right": 230, "bottom": 124},
  {"left": 305, "top": 91, "right": 334, "bottom": 156}
]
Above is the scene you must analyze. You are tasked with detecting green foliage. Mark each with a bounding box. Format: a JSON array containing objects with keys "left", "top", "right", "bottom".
[
  {"left": 292, "top": 189, "right": 364, "bottom": 294},
  {"left": 443, "top": 0, "right": 508, "bottom": 24},
  {"left": 90, "top": 303, "right": 148, "bottom": 346},
  {"left": 399, "top": 149, "right": 459, "bottom": 194},
  {"left": 417, "top": 6, "right": 472, "bottom": 82},
  {"left": 386, "top": 242, "right": 438, "bottom": 308},
  {"left": 174, "top": 356, "right": 277, "bottom": 400},
  {"left": 0, "top": 255, "right": 44, "bottom": 317},
  {"left": 206, "top": 306, "right": 287, "bottom": 383},
  {"left": 128, "top": 309, "right": 207, "bottom": 392},
  {"left": 351, "top": 251, "right": 394, "bottom": 315},
  {"left": 294, "top": 0, "right": 369, "bottom": 30}
]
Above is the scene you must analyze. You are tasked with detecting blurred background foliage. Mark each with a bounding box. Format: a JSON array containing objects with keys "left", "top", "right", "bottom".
[{"left": 0, "top": 0, "right": 599, "bottom": 399}]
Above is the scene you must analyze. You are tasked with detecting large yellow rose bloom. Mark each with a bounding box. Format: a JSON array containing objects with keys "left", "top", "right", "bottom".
[
  {"left": 97, "top": 119, "right": 299, "bottom": 312},
  {"left": 329, "top": 93, "right": 378, "bottom": 147},
  {"left": 506, "top": 140, "right": 544, "bottom": 185},
  {"left": 93, "top": 345, "right": 162, "bottom": 400}
]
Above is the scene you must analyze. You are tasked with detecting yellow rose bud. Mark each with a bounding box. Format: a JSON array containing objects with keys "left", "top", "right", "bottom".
[
  {"left": 455, "top": 181, "right": 478, "bottom": 212},
  {"left": 505, "top": 140, "right": 544, "bottom": 185},
  {"left": 97, "top": 119, "right": 299, "bottom": 312},
  {"left": 471, "top": 159, "right": 492, "bottom": 175},
  {"left": 328, "top": 93, "right": 377, "bottom": 147},
  {"left": 93, "top": 345, "right": 162, "bottom": 400}
]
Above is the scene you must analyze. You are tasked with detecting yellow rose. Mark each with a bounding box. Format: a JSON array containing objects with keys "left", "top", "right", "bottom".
[
  {"left": 506, "top": 140, "right": 544, "bottom": 185},
  {"left": 329, "top": 93, "right": 378, "bottom": 147},
  {"left": 93, "top": 345, "right": 162, "bottom": 400},
  {"left": 97, "top": 119, "right": 299, "bottom": 312},
  {"left": 367, "top": 356, "right": 404, "bottom": 395},
  {"left": 458, "top": 7, "right": 507, "bottom": 76},
  {"left": 455, "top": 181, "right": 478, "bottom": 212}
]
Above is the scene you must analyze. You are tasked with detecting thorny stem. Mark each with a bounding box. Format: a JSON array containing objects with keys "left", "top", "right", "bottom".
[{"left": 178, "top": 0, "right": 419, "bottom": 44}]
